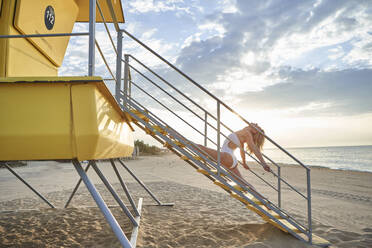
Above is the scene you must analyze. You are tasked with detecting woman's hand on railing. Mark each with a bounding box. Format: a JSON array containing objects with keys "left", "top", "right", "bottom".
[
  {"left": 263, "top": 164, "right": 271, "bottom": 172},
  {"left": 242, "top": 162, "right": 250, "bottom": 170}
]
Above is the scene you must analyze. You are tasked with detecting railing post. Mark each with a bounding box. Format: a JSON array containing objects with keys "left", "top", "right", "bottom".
[
  {"left": 217, "top": 101, "right": 221, "bottom": 176},
  {"left": 88, "top": 0, "right": 96, "bottom": 76},
  {"left": 123, "top": 54, "right": 129, "bottom": 104},
  {"left": 115, "top": 30, "right": 123, "bottom": 104},
  {"left": 128, "top": 71, "right": 132, "bottom": 99},
  {"left": 278, "top": 166, "right": 281, "bottom": 208},
  {"left": 204, "top": 112, "right": 208, "bottom": 147},
  {"left": 307, "top": 168, "right": 312, "bottom": 243}
]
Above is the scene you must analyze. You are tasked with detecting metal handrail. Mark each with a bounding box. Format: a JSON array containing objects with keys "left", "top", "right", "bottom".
[
  {"left": 125, "top": 82, "right": 279, "bottom": 192},
  {"left": 128, "top": 70, "right": 306, "bottom": 198},
  {"left": 124, "top": 92, "right": 279, "bottom": 197},
  {"left": 125, "top": 56, "right": 309, "bottom": 199},
  {"left": 123, "top": 93, "right": 309, "bottom": 234},
  {"left": 123, "top": 55, "right": 307, "bottom": 199},
  {"left": 121, "top": 29, "right": 310, "bottom": 171},
  {"left": 128, "top": 81, "right": 215, "bottom": 145},
  {"left": 128, "top": 54, "right": 283, "bottom": 170},
  {"left": 124, "top": 60, "right": 281, "bottom": 189},
  {"left": 119, "top": 32, "right": 312, "bottom": 239},
  {"left": 127, "top": 62, "right": 207, "bottom": 128}
]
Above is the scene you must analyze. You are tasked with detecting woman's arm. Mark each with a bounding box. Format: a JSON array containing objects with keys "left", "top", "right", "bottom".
[
  {"left": 240, "top": 146, "right": 250, "bottom": 169},
  {"left": 246, "top": 135, "right": 271, "bottom": 172}
]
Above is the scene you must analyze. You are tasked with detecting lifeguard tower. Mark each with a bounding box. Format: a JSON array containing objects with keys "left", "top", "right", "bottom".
[{"left": 0, "top": 0, "right": 330, "bottom": 247}]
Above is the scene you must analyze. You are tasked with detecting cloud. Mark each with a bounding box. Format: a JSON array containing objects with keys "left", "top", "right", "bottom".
[
  {"left": 127, "top": 0, "right": 191, "bottom": 15},
  {"left": 236, "top": 68, "right": 372, "bottom": 116},
  {"left": 60, "top": 0, "right": 372, "bottom": 122},
  {"left": 175, "top": 0, "right": 372, "bottom": 86}
]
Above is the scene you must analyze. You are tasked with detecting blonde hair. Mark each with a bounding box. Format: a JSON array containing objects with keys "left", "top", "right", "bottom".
[{"left": 247, "top": 124, "right": 265, "bottom": 153}]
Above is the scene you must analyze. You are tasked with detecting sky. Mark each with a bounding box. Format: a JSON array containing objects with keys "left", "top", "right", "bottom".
[{"left": 60, "top": 0, "right": 372, "bottom": 148}]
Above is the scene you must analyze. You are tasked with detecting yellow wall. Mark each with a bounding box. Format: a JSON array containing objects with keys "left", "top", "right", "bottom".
[
  {"left": 0, "top": 0, "right": 78, "bottom": 77},
  {"left": 0, "top": 82, "right": 74, "bottom": 160},
  {"left": 72, "top": 84, "right": 134, "bottom": 160},
  {"left": 0, "top": 77, "right": 134, "bottom": 161}
]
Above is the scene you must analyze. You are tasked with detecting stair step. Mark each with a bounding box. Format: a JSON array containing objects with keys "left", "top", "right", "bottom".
[
  {"left": 181, "top": 155, "right": 204, "bottom": 161},
  {"left": 197, "top": 168, "right": 217, "bottom": 175},
  {"left": 130, "top": 110, "right": 149, "bottom": 122},
  {"left": 214, "top": 181, "right": 243, "bottom": 192},
  {"left": 163, "top": 142, "right": 172, "bottom": 149},
  {"left": 230, "top": 192, "right": 262, "bottom": 205},
  {"left": 151, "top": 125, "right": 168, "bottom": 135},
  {"left": 264, "top": 209, "right": 283, "bottom": 219},
  {"left": 246, "top": 204, "right": 268, "bottom": 217},
  {"left": 173, "top": 140, "right": 186, "bottom": 148},
  {"left": 246, "top": 204, "right": 283, "bottom": 219},
  {"left": 144, "top": 127, "right": 155, "bottom": 136},
  {"left": 163, "top": 140, "right": 185, "bottom": 149},
  {"left": 264, "top": 218, "right": 303, "bottom": 234}
]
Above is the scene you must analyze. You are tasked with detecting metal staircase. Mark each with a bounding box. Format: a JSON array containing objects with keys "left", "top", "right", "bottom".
[{"left": 105, "top": 29, "right": 330, "bottom": 247}]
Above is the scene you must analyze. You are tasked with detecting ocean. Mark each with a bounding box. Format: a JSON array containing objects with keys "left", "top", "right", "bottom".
[{"left": 262, "top": 145, "right": 372, "bottom": 173}]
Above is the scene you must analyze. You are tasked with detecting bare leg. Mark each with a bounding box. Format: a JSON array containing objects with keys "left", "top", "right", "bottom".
[
  {"left": 196, "top": 144, "right": 233, "bottom": 167},
  {"left": 196, "top": 145, "right": 268, "bottom": 204},
  {"left": 196, "top": 144, "right": 254, "bottom": 188}
]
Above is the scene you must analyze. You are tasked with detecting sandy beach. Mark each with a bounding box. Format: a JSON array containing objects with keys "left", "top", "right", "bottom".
[{"left": 0, "top": 154, "right": 371, "bottom": 247}]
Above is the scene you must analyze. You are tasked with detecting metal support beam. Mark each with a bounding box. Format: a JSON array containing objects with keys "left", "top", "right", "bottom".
[
  {"left": 278, "top": 166, "right": 281, "bottom": 208},
  {"left": 110, "top": 159, "right": 140, "bottom": 216},
  {"left": 4, "top": 164, "right": 55, "bottom": 208},
  {"left": 123, "top": 54, "right": 129, "bottom": 106},
  {"left": 130, "top": 198, "right": 143, "bottom": 247},
  {"left": 88, "top": 0, "right": 96, "bottom": 76},
  {"left": 128, "top": 71, "right": 132, "bottom": 99},
  {"left": 64, "top": 162, "right": 91, "bottom": 208},
  {"left": 217, "top": 101, "right": 221, "bottom": 176},
  {"left": 307, "top": 169, "right": 312, "bottom": 243},
  {"left": 118, "top": 159, "right": 173, "bottom": 206},
  {"left": 90, "top": 161, "right": 138, "bottom": 227},
  {"left": 204, "top": 112, "right": 208, "bottom": 147},
  {"left": 116, "top": 31, "right": 123, "bottom": 103},
  {"left": 72, "top": 159, "right": 132, "bottom": 248}
]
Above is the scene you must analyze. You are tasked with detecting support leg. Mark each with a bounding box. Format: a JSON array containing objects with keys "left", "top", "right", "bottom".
[
  {"left": 64, "top": 162, "right": 91, "bottom": 208},
  {"left": 4, "top": 163, "right": 55, "bottom": 208},
  {"left": 118, "top": 159, "right": 173, "bottom": 206},
  {"left": 130, "top": 198, "right": 143, "bottom": 247},
  {"left": 91, "top": 161, "right": 138, "bottom": 226},
  {"left": 72, "top": 159, "right": 132, "bottom": 248},
  {"left": 110, "top": 159, "right": 140, "bottom": 216}
]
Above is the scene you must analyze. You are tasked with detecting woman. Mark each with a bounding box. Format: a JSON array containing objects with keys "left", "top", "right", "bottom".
[{"left": 197, "top": 123, "right": 271, "bottom": 184}]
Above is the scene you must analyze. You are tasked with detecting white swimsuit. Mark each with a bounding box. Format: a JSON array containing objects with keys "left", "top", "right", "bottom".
[{"left": 221, "top": 133, "right": 241, "bottom": 169}]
